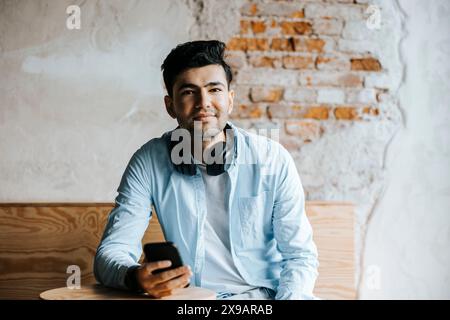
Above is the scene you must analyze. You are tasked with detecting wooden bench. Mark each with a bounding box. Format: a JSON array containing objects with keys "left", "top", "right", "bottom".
[{"left": 0, "top": 202, "right": 355, "bottom": 299}]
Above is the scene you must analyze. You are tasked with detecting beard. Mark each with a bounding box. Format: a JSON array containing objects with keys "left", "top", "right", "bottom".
[{"left": 191, "top": 118, "right": 225, "bottom": 139}]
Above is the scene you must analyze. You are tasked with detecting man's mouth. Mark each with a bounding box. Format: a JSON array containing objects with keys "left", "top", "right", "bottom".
[{"left": 193, "top": 112, "right": 216, "bottom": 121}]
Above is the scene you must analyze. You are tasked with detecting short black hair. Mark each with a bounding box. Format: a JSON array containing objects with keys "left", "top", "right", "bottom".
[{"left": 161, "top": 40, "right": 233, "bottom": 97}]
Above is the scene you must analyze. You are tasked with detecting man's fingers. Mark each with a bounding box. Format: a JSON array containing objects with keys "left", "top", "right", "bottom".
[
  {"left": 152, "top": 273, "right": 191, "bottom": 292},
  {"left": 150, "top": 266, "right": 191, "bottom": 285},
  {"left": 139, "top": 262, "right": 192, "bottom": 297},
  {"left": 144, "top": 260, "right": 172, "bottom": 274}
]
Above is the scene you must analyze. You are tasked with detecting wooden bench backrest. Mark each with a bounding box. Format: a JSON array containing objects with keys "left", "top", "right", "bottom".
[{"left": 0, "top": 202, "right": 355, "bottom": 299}]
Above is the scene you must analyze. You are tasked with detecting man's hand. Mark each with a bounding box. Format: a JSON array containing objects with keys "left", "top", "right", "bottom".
[{"left": 136, "top": 260, "right": 192, "bottom": 298}]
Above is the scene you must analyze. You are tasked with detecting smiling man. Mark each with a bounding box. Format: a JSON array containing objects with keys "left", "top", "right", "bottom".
[{"left": 94, "top": 40, "right": 319, "bottom": 300}]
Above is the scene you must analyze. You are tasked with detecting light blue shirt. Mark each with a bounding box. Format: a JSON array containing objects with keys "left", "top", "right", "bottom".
[{"left": 94, "top": 122, "right": 319, "bottom": 299}]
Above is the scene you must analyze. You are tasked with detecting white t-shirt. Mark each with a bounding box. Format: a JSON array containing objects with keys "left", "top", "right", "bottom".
[{"left": 198, "top": 164, "right": 256, "bottom": 295}]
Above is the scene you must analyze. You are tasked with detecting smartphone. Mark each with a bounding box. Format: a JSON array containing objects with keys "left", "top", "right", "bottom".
[{"left": 143, "top": 242, "right": 184, "bottom": 274}]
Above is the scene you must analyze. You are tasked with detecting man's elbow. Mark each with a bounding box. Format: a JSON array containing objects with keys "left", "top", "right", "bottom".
[{"left": 93, "top": 248, "right": 105, "bottom": 285}]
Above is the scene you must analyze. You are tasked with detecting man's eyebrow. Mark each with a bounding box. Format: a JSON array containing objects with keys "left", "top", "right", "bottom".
[
  {"left": 177, "top": 83, "right": 198, "bottom": 91},
  {"left": 177, "top": 81, "right": 226, "bottom": 91},
  {"left": 205, "top": 81, "right": 225, "bottom": 87}
]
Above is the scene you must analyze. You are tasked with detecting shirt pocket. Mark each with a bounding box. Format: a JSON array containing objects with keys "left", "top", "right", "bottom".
[{"left": 238, "top": 191, "right": 271, "bottom": 245}]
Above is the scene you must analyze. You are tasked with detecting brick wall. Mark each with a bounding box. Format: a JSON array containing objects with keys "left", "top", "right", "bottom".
[
  {"left": 220, "top": 1, "right": 405, "bottom": 292},
  {"left": 225, "top": 0, "right": 387, "bottom": 150}
]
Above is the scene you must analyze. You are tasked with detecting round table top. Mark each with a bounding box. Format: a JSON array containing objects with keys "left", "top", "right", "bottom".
[{"left": 40, "top": 284, "right": 216, "bottom": 300}]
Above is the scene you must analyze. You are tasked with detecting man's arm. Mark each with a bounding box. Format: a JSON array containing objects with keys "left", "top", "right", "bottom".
[
  {"left": 94, "top": 149, "right": 152, "bottom": 290},
  {"left": 272, "top": 149, "right": 319, "bottom": 300}
]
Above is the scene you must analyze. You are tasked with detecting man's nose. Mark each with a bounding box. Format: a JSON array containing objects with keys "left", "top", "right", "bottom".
[{"left": 196, "top": 90, "right": 212, "bottom": 109}]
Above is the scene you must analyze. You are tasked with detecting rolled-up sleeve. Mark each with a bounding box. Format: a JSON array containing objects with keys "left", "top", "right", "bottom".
[
  {"left": 94, "top": 148, "right": 152, "bottom": 289},
  {"left": 272, "top": 149, "right": 319, "bottom": 300}
]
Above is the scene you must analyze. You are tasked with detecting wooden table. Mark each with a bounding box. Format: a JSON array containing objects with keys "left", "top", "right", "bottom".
[{"left": 40, "top": 284, "right": 216, "bottom": 300}]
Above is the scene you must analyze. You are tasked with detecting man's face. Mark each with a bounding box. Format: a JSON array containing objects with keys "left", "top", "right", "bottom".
[{"left": 164, "top": 64, "right": 234, "bottom": 139}]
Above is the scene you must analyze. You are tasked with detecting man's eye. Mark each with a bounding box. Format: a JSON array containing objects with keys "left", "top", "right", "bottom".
[
  {"left": 182, "top": 90, "right": 194, "bottom": 95},
  {"left": 210, "top": 88, "right": 222, "bottom": 92}
]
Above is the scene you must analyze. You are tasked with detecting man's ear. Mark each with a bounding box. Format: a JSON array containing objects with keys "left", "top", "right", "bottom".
[
  {"left": 164, "top": 95, "right": 176, "bottom": 119},
  {"left": 227, "top": 89, "right": 234, "bottom": 115}
]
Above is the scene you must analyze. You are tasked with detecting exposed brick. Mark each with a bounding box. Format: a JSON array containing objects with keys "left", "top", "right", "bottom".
[
  {"left": 351, "top": 58, "right": 382, "bottom": 71},
  {"left": 284, "top": 88, "right": 316, "bottom": 103},
  {"left": 334, "top": 107, "right": 360, "bottom": 120},
  {"left": 240, "top": 20, "right": 251, "bottom": 35},
  {"left": 231, "top": 1, "right": 388, "bottom": 135},
  {"left": 263, "top": 19, "right": 282, "bottom": 36},
  {"left": 364, "top": 73, "right": 393, "bottom": 89},
  {"left": 227, "top": 37, "right": 270, "bottom": 52},
  {"left": 271, "top": 38, "right": 296, "bottom": 51},
  {"left": 316, "top": 55, "right": 350, "bottom": 70},
  {"left": 313, "top": 19, "right": 344, "bottom": 36},
  {"left": 346, "top": 89, "right": 377, "bottom": 104},
  {"left": 236, "top": 68, "right": 298, "bottom": 86},
  {"left": 317, "top": 89, "right": 345, "bottom": 104},
  {"left": 225, "top": 51, "right": 247, "bottom": 69},
  {"left": 241, "top": 2, "right": 305, "bottom": 17},
  {"left": 291, "top": 10, "right": 305, "bottom": 18},
  {"left": 231, "top": 104, "right": 264, "bottom": 119},
  {"left": 363, "top": 107, "right": 380, "bottom": 117},
  {"left": 282, "top": 55, "right": 314, "bottom": 69},
  {"left": 303, "top": 106, "right": 329, "bottom": 120},
  {"left": 231, "top": 85, "right": 250, "bottom": 102},
  {"left": 337, "top": 73, "right": 364, "bottom": 87},
  {"left": 267, "top": 105, "right": 303, "bottom": 119},
  {"left": 294, "top": 37, "right": 329, "bottom": 52},
  {"left": 280, "top": 21, "right": 312, "bottom": 35},
  {"left": 227, "top": 37, "right": 248, "bottom": 51},
  {"left": 251, "top": 21, "right": 267, "bottom": 34},
  {"left": 250, "top": 87, "right": 284, "bottom": 103},
  {"left": 300, "top": 72, "right": 363, "bottom": 87},
  {"left": 248, "top": 55, "right": 281, "bottom": 68},
  {"left": 267, "top": 105, "right": 329, "bottom": 120},
  {"left": 285, "top": 120, "right": 323, "bottom": 143},
  {"left": 225, "top": 0, "right": 392, "bottom": 176}
]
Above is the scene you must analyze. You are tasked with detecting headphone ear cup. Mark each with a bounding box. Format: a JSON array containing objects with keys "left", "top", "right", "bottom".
[
  {"left": 206, "top": 162, "right": 224, "bottom": 176},
  {"left": 205, "top": 141, "right": 227, "bottom": 176},
  {"left": 180, "top": 163, "right": 197, "bottom": 176}
]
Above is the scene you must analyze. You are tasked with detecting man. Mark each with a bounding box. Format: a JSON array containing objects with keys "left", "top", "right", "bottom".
[{"left": 94, "top": 40, "right": 319, "bottom": 300}]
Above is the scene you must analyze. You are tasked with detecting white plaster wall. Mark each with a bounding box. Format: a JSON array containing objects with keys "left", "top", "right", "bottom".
[
  {"left": 1, "top": 0, "right": 449, "bottom": 299},
  {"left": 0, "top": 0, "right": 193, "bottom": 201},
  {"left": 360, "top": 0, "right": 450, "bottom": 299}
]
